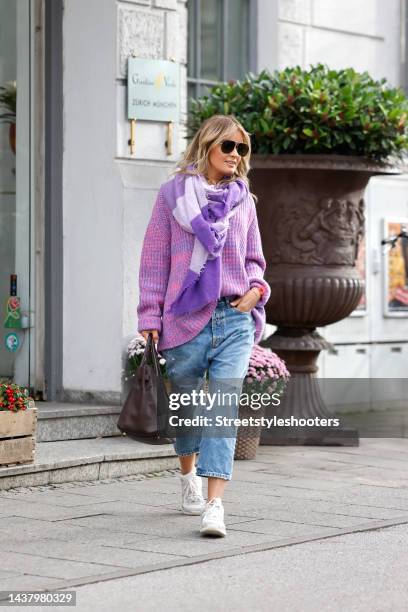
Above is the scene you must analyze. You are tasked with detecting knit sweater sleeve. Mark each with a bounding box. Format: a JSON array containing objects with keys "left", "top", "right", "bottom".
[
  {"left": 137, "top": 188, "right": 171, "bottom": 333},
  {"left": 245, "top": 197, "right": 271, "bottom": 308}
]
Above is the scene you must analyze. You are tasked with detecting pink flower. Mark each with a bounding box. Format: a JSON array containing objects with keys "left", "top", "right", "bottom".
[{"left": 245, "top": 344, "right": 290, "bottom": 385}]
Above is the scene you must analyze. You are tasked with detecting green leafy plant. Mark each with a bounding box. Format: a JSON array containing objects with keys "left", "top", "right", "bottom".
[
  {"left": 189, "top": 64, "right": 408, "bottom": 161},
  {"left": 0, "top": 80, "right": 16, "bottom": 124}
]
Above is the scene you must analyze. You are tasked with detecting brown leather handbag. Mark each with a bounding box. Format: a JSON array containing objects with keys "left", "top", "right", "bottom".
[{"left": 117, "top": 333, "right": 173, "bottom": 443}]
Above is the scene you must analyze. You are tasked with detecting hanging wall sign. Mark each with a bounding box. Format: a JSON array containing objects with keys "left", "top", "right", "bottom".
[
  {"left": 4, "top": 332, "right": 20, "bottom": 352},
  {"left": 127, "top": 58, "right": 180, "bottom": 122},
  {"left": 4, "top": 296, "right": 22, "bottom": 329}
]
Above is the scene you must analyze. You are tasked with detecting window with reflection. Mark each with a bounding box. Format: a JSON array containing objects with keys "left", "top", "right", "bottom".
[{"left": 187, "top": 0, "right": 252, "bottom": 101}]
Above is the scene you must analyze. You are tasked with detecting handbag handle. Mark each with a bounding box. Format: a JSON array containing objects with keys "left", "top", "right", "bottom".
[{"left": 140, "top": 332, "right": 160, "bottom": 376}]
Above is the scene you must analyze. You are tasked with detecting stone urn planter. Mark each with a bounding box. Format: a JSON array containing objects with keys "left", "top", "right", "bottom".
[{"left": 250, "top": 154, "right": 400, "bottom": 445}]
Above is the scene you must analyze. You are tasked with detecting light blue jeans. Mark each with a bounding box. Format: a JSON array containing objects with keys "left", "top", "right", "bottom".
[{"left": 161, "top": 296, "right": 256, "bottom": 481}]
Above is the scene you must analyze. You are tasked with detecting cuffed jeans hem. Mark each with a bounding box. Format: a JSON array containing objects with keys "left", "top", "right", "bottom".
[
  {"left": 175, "top": 449, "right": 201, "bottom": 457},
  {"left": 195, "top": 470, "right": 231, "bottom": 481}
]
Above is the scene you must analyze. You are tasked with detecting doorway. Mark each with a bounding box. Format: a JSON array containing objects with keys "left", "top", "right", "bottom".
[{"left": 0, "top": 0, "right": 34, "bottom": 388}]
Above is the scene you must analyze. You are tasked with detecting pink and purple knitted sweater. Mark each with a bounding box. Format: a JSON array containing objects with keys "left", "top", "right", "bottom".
[{"left": 137, "top": 180, "right": 271, "bottom": 352}]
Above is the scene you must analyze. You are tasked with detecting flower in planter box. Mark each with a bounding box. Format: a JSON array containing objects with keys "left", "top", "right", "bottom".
[
  {"left": 126, "top": 333, "right": 168, "bottom": 380},
  {"left": 0, "top": 383, "right": 33, "bottom": 412},
  {"left": 242, "top": 344, "right": 290, "bottom": 406}
]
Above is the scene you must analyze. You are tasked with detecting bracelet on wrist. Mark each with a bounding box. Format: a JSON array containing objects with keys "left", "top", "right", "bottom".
[{"left": 251, "top": 286, "right": 265, "bottom": 299}]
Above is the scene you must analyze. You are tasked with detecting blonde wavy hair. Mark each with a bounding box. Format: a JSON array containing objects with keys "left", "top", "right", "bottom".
[{"left": 174, "top": 115, "right": 253, "bottom": 190}]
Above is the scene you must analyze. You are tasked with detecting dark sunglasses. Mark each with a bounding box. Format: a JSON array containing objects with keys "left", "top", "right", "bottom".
[{"left": 220, "top": 140, "right": 249, "bottom": 157}]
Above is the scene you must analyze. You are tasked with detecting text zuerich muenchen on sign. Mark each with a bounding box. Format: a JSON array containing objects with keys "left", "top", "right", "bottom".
[{"left": 131, "top": 98, "right": 177, "bottom": 108}]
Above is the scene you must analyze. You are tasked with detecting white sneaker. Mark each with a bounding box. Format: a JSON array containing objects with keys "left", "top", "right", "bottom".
[
  {"left": 180, "top": 469, "right": 206, "bottom": 515},
  {"left": 200, "top": 497, "right": 226, "bottom": 537}
]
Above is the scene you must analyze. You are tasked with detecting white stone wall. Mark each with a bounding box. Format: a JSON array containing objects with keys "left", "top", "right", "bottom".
[
  {"left": 63, "top": 0, "right": 124, "bottom": 399},
  {"left": 116, "top": 0, "right": 187, "bottom": 160},
  {"left": 258, "top": 0, "right": 402, "bottom": 86},
  {"left": 62, "top": 0, "right": 187, "bottom": 399}
]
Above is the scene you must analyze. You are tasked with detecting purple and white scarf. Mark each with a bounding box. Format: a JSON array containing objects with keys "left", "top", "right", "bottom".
[{"left": 161, "top": 169, "right": 249, "bottom": 315}]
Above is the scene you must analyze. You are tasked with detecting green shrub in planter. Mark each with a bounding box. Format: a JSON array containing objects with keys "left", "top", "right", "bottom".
[{"left": 189, "top": 63, "right": 408, "bottom": 161}]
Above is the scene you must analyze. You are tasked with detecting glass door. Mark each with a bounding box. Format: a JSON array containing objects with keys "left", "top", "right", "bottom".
[{"left": 0, "top": 0, "right": 33, "bottom": 388}]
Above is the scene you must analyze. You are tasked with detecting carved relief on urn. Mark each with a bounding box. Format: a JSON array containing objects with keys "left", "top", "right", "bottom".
[{"left": 273, "top": 195, "right": 365, "bottom": 265}]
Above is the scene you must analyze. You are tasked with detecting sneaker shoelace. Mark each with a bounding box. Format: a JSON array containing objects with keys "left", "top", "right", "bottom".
[
  {"left": 184, "top": 477, "right": 203, "bottom": 502},
  {"left": 204, "top": 499, "right": 222, "bottom": 520}
]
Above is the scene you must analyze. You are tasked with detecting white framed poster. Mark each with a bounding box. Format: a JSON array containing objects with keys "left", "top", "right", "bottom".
[{"left": 382, "top": 218, "right": 408, "bottom": 317}]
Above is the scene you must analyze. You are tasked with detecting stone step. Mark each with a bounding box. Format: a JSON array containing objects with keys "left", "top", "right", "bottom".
[
  {"left": 0, "top": 436, "right": 178, "bottom": 491},
  {"left": 36, "top": 402, "right": 123, "bottom": 442}
]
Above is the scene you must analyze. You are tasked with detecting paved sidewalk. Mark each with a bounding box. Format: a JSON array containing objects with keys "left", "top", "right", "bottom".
[{"left": 0, "top": 439, "right": 408, "bottom": 610}]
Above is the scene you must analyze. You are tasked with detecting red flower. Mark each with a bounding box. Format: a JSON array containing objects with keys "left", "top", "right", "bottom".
[{"left": 0, "top": 383, "right": 31, "bottom": 411}]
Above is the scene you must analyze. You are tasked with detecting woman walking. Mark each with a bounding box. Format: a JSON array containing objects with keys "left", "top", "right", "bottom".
[{"left": 137, "top": 114, "right": 270, "bottom": 537}]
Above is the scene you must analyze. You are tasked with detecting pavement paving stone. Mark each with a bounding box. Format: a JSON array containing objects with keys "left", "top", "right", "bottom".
[
  {"left": 0, "top": 569, "right": 16, "bottom": 579},
  {"left": 0, "top": 574, "right": 64, "bottom": 593},
  {"left": 55, "top": 479, "right": 179, "bottom": 499},
  {"left": 0, "top": 489, "right": 123, "bottom": 507},
  {"left": 123, "top": 531, "right": 284, "bottom": 556},
  {"left": 222, "top": 499, "right": 408, "bottom": 521},
  {"left": 0, "top": 539, "right": 188, "bottom": 567},
  {"left": 273, "top": 489, "right": 408, "bottom": 510},
  {"left": 228, "top": 507, "right": 387, "bottom": 528},
  {"left": 0, "top": 498, "right": 126, "bottom": 521},
  {"left": 0, "top": 550, "right": 137, "bottom": 580},
  {"left": 62, "top": 488, "right": 180, "bottom": 506},
  {"left": 223, "top": 483, "right": 408, "bottom": 509},
  {"left": 0, "top": 529, "right": 158, "bottom": 549},
  {"left": 0, "top": 497, "right": 182, "bottom": 521},
  {"left": 228, "top": 518, "right": 339, "bottom": 537}
]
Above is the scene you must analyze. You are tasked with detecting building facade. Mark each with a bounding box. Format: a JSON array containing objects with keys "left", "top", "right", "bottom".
[{"left": 0, "top": 0, "right": 407, "bottom": 415}]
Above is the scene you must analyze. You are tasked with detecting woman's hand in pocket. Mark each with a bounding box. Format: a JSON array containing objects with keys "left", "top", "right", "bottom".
[{"left": 230, "top": 288, "right": 261, "bottom": 312}]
